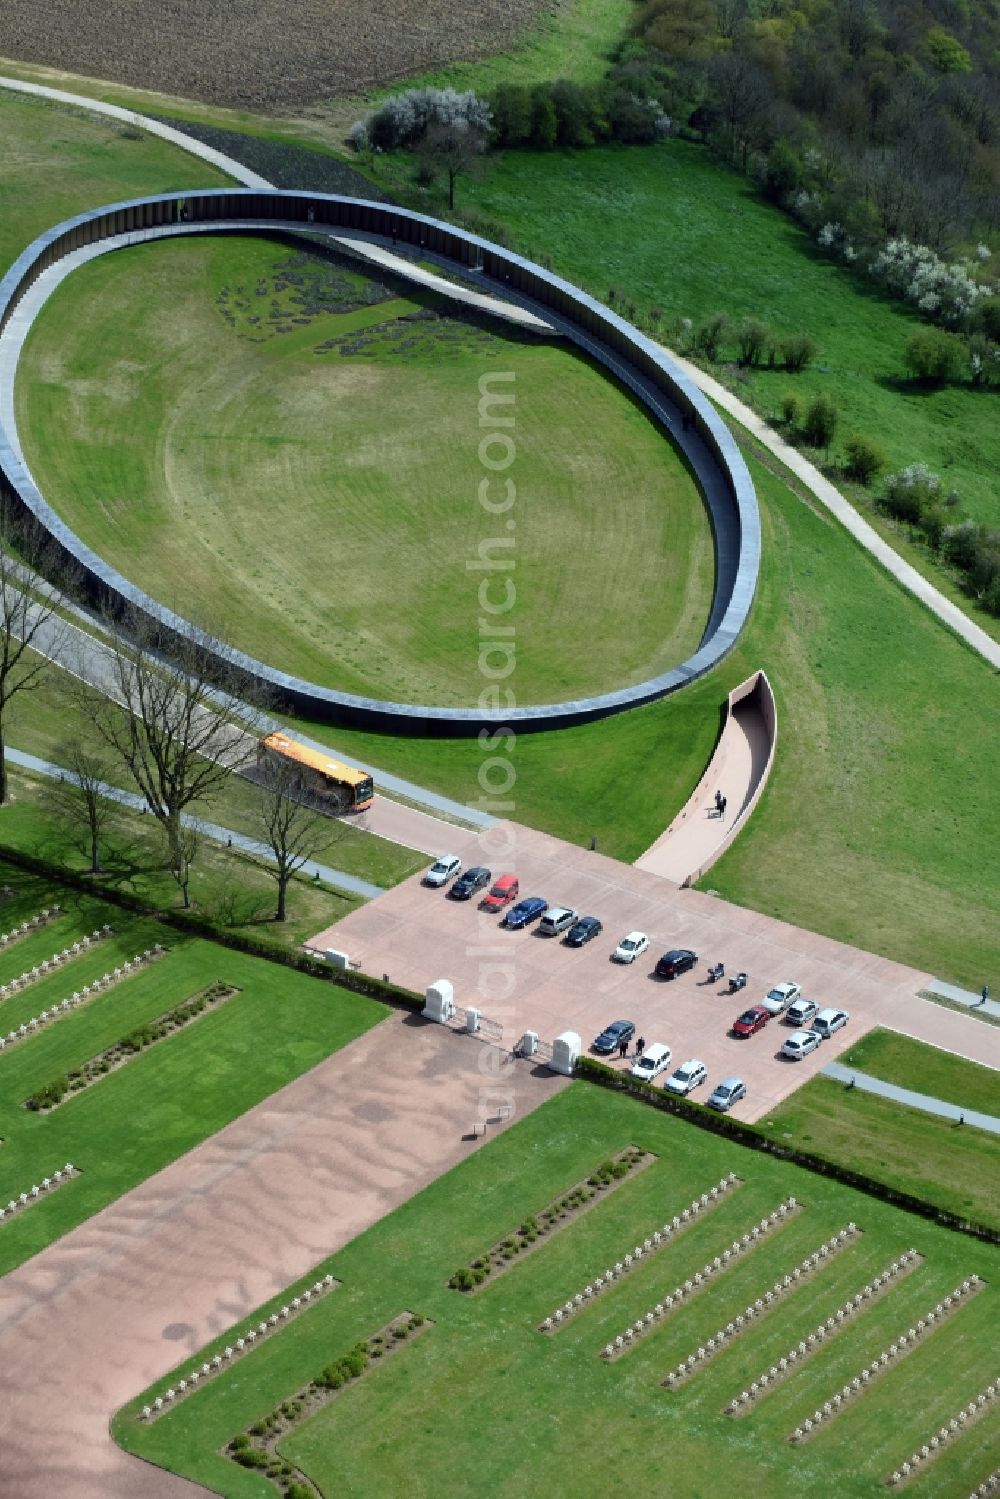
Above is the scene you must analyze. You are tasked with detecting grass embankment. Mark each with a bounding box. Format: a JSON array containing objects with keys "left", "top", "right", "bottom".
[
  {"left": 17, "top": 233, "right": 713, "bottom": 707},
  {"left": 762, "top": 1078, "right": 1000, "bottom": 1234},
  {"left": 0, "top": 89, "right": 228, "bottom": 276},
  {"left": 838, "top": 1029, "right": 1000, "bottom": 1117},
  {"left": 434, "top": 140, "right": 1000, "bottom": 533},
  {"left": 293, "top": 451, "right": 1000, "bottom": 989},
  {"left": 117, "top": 1082, "right": 1000, "bottom": 1498},
  {"left": 0, "top": 869, "right": 386, "bottom": 1276}
]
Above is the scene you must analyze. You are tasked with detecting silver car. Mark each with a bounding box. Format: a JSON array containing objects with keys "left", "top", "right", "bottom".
[
  {"left": 424, "top": 854, "right": 461, "bottom": 887},
  {"left": 707, "top": 1076, "right": 747, "bottom": 1112},
  {"left": 785, "top": 997, "right": 819, "bottom": 1027}
]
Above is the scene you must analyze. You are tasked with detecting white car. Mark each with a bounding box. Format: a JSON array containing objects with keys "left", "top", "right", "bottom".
[
  {"left": 630, "top": 1042, "right": 672, "bottom": 1081},
  {"left": 785, "top": 997, "right": 819, "bottom": 1027},
  {"left": 782, "top": 1028, "right": 822, "bottom": 1060},
  {"left": 614, "top": 931, "right": 649, "bottom": 964},
  {"left": 813, "top": 1007, "right": 849, "bottom": 1039},
  {"left": 424, "top": 854, "right": 461, "bottom": 888},
  {"left": 664, "top": 1058, "right": 708, "bottom": 1096},
  {"left": 761, "top": 981, "right": 802, "bottom": 1016}
]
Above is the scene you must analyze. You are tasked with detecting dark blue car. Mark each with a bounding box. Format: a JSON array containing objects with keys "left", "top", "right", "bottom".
[
  {"left": 592, "top": 1019, "right": 636, "bottom": 1055},
  {"left": 502, "top": 896, "right": 548, "bottom": 930}
]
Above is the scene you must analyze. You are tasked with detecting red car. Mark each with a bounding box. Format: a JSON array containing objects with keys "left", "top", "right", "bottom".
[
  {"left": 481, "top": 874, "right": 519, "bottom": 911},
  {"left": 732, "top": 1005, "right": 770, "bottom": 1038}
]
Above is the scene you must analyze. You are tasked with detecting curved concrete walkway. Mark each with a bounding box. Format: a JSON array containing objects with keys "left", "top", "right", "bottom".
[
  {"left": 0, "top": 76, "right": 264, "bottom": 186},
  {"left": 672, "top": 353, "right": 1000, "bottom": 673},
  {"left": 635, "top": 670, "right": 776, "bottom": 886},
  {"left": 821, "top": 1060, "right": 1000, "bottom": 1135}
]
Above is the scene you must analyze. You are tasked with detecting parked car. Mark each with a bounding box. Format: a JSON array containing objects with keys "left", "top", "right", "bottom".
[
  {"left": 502, "top": 896, "right": 549, "bottom": 930},
  {"left": 761, "top": 981, "right": 802, "bottom": 1016},
  {"left": 655, "top": 948, "right": 698, "bottom": 980},
  {"left": 664, "top": 1058, "right": 708, "bottom": 1096},
  {"left": 630, "top": 1042, "right": 673, "bottom": 1081},
  {"left": 592, "top": 1019, "right": 636, "bottom": 1055},
  {"left": 782, "top": 1028, "right": 822, "bottom": 1060},
  {"left": 538, "top": 905, "right": 578, "bottom": 937},
  {"left": 707, "top": 1076, "right": 747, "bottom": 1112},
  {"left": 424, "top": 854, "right": 461, "bottom": 888},
  {"left": 813, "top": 1007, "right": 849, "bottom": 1039},
  {"left": 732, "top": 1005, "right": 770, "bottom": 1038},
  {"left": 565, "top": 916, "right": 603, "bottom": 947},
  {"left": 448, "top": 866, "right": 491, "bottom": 900},
  {"left": 613, "top": 931, "right": 649, "bottom": 964},
  {"left": 785, "top": 997, "right": 819, "bottom": 1028},
  {"left": 481, "top": 874, "right": 519, "bottom": 911}
]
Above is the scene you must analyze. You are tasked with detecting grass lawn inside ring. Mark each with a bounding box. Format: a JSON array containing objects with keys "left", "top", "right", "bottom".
[{"left": 0, "top": 191, "right": 759, "bottom": 734}]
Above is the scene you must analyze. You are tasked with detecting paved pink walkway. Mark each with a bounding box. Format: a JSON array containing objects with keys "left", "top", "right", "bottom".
[
  {"left": 0, "top": 1013, "right": 564, "bottom": 1498},
  {"left": 636, "top": 694, "right": 771, "bottom": 884},
  {"left": 317, "top": 822, "right": 1000, "bottom": 1123}
]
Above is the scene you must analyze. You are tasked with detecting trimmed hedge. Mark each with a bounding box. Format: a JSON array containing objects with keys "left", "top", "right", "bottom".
[
  {"left": 0, "top": 842, "right": 424, "bottom": 1015},
  {"left": 576, "top": 1057, "right": 1000, "bottom": 1246}
]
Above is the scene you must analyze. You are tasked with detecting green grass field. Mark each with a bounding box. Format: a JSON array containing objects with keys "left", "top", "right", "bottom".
[
  {"left": 761, "top": 1077, "right": 1000, "bottom": 1233},
  {"left": 289, "top": 448, "right": 1000, "bottom": 989},
  {"left": 838, "top": 1030, "right": 1000, "bottom": 1118},
  {"left": 17, "top": 232, "right": 713, "bottom": 707},
  {"left": 116, "top": 1082, "right": 1000, "bottom": 1497},
  {"left": 0, "top": 90, "right": 228, "bottom": 275},
  {"left": 0, "top": 867, "right": 386, "bottom": 1276},
  {"left": 428, "top": 140, "right": 1000, "bottom": 533}
]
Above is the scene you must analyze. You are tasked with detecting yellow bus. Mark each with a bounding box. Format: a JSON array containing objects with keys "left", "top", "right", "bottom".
[{"left": 257, "top": 732, "right": 375, "bottom": 813}]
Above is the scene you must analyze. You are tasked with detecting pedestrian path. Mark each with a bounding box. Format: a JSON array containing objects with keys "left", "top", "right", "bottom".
[
  {"left": 821, "top": 1060, "right": 1000, "bottom": 1135},
  {"left": 5, "top": 747, "right": 385, "bottom": 900},
  {"left": 925, "top": 978, "right": 1000, "bottom": 1021},
  {"left": 0, "top": 75, "right": 267, "bottom": 185}
]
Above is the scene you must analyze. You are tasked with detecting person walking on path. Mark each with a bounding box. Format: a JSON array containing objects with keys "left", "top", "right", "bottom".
[
  {"left": 980, "top": 985, "right": 991, "bottom": 1007},
  {"left": 618, "top": 1036, "right": 629, "bottom": 1060},
  {"left": 636, "top": 1037, "right": 646, "bottom": 1058},
  {"left": 719, "top": 794, "right": 728, "bottom": 818}
]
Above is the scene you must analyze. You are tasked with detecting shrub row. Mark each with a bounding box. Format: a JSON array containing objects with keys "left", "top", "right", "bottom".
[
  {"left": 24, "top": 982, "right": 236, "bottom": 1111},
  {"left": 448, "top": 1148, "right": 646, "bottom": 1290},
  {"left": 876, "top": 466, "right": 1000, "bottom": 615},
  {"left": 575, "top": 1058, "right": 1000, "bottom": 1245}
]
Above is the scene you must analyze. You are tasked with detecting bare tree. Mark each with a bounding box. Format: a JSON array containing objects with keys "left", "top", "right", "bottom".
[
  {"left": 0, "top": 508, "right": 73, "bottom": 806},
  {"left": 256, "top": 758, "right": 340, "bottom": 922},
  {"left": 419, "top": 120, "right": 485, "bottom": 211},
  {"left": 48, "top": 742, "right": 117, "bottom": 874},
  {"left": 78, "top": 608, "right": 269, "bottom": 907}
]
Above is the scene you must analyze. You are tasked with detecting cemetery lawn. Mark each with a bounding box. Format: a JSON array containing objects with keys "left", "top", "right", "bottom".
[
  {"left": 16, "top": 232, "right": 713, "bottom": 708},
  {"left": 760, "top": 1077, "right": 1000, "bottom": 1235},
  {"left": 116, "top": 1082, "right": 1000, "bottom": 1498},
  {"left": 836, "top": 1029, "right": 1000, "bottom": 1119},
  {"left": 0, "top": 869, "right": 386, "bottom": 1277}
]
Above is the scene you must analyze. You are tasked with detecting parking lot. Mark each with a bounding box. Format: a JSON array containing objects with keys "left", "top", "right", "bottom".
[{"left": 312, "top": 820, "right": 999, "bottom": 1123}]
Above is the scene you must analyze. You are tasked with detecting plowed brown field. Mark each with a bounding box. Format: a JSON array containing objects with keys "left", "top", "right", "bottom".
[{"left": 0, "top": 0, "right": 550, "bottom": 110}]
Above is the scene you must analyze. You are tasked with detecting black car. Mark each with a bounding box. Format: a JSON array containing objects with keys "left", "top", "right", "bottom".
[
  {"left": 592, "top": 1019, "right": 636, "bottom": 1055},
  {"left": 448, "top": 866, "right": 491, "bottom": 901},
  {"left": 565, "top": 915, "right": 603, "bottom": 947},
  {"left": 655, "top": 948, "right": 698, "bottom": 979}
]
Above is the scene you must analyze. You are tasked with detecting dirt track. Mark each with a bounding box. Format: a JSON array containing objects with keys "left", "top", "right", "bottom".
[{"left": 0, "top": 0, "right": 550, "bottom": 109}]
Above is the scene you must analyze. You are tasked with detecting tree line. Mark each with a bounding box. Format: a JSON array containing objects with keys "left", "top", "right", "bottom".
[{"left": 0, "top": 505, "right": 337, "bottom": 923}]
